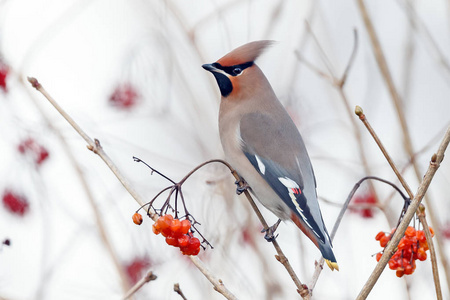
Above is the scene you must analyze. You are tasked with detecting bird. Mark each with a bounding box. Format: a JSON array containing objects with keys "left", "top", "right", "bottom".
[{"left": 202, "top": 40, "right": 338, "bottom": 271}]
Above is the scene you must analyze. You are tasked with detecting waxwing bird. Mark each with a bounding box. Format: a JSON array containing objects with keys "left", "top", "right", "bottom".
[{"left": 202, "top": 40, "right": 338, "bottom": 271}]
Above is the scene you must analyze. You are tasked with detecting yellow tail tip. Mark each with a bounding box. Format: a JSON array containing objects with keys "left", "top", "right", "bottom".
[{"left": 325, "top": 259, "right": 339, "bottom": 271}]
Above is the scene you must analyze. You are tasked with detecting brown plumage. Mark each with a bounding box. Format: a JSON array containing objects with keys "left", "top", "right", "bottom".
[{"left": 203, "top": 41, "right": 338, "bottom": 271}]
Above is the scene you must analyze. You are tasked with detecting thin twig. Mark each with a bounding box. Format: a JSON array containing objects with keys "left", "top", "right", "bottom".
[
  {"left": 355, "top": 106, "right": 414, "bottom": 198},
  {"left": 229, "top": 171, "right": 309, "bottom": 299},
  {"left": 123, "top": 271, "right": 157, "bottom": 299},
  {"left": 21, "top": 77, "right": 131, "bottom": 294},
  {"left": 356, "top": 0, "right": 450, "bottom": 291},
  {"left": 171, "top": 158, "right": 309, "bottom": 298},
  {"left": 355, "top": 105, "right": 442, "bottom": 297},
  {"left": 27, "top": 77, "right": 238, "bottom": 300},
  {"left": 309, "top": 176, "right": 408, "bottom": 291},
  {"left": 356, "top": 127, "right": 450, "bottom": 299},
  {"left": 418, "top": 204, "right": 443, "bottom": 300},
  {"left": 174, "top": 283, "right": 188, "bottom": 300}
]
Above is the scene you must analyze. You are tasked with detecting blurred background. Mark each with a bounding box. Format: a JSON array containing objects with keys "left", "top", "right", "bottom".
[{"left": 0, "top": 0, "right": 450, "bottom": 299}]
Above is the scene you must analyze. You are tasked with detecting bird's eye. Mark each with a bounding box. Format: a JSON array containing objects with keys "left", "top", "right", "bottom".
[{"left": 233, "top": 68, "right": 242, "bottom": 75}]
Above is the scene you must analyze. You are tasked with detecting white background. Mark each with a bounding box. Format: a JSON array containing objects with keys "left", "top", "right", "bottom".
[{"left": 0, "top": 0, "right": 450, "bottom": 299}]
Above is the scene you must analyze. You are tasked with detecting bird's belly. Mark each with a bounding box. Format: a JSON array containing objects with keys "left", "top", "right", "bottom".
[{"left": 224, "top": 147, "right": 292, "bottom": 220}]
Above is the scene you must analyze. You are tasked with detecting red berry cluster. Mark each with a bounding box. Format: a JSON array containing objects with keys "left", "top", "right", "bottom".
[
  {"left": 109, "top": 83, "right": 138, "bottom": 109},
  {"left": 350, "top": 193, "right": 377, "bottom": 218},
  {"left": 0, "top": 60, "right": 9, "bottom": 92},
  {"left": 18, "top": 138, "right": 49, "bottom": 166},
  {"left": 2, "top": 190, "right": 29, "bottom": 216},
  {"left": 442, "top": 222, "right": 450, "bottom": 239},
  {"left": 125, "top": 257, "right": 151, "bottom": 285},
  {"left": 152, "top": 214, "right": 201, "bottom": 256},
  {"left": 375, "top": 226, "right": 434, "bottom": 277}
]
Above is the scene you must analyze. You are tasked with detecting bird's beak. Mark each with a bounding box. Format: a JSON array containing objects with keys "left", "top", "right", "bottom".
[{"left": 202, "top": 63, "right": 218, "bottom": 72}]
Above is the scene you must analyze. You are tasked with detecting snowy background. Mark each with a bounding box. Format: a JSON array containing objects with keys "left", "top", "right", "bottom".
[{"left": 0, "top": 0, "right": 450, "bottom": 299}]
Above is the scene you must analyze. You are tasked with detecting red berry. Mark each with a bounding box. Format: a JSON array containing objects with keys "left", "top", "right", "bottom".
[
  {"left": 170, "top": 219, "right": 182, "bottom": 234},
  {"left": 375, "top": 231, "right": 385, "bottom": 241},
  {"left": 0, "top": 60, "right": 9, "bottom": 92},
  {"left": 157, "top": 215, "right": 173, "bottom": 230},
  {"left": 396, "top": 267, "right": 405, "bottom": 278},
  {"left": 389, "top": 259, "right": 398, "bottom": 270},
  {"left": 165, "top": 235, "right": 178, "bottom": 247},
  {"left": 2, "top": 190, "right": 29, "bottom": 216},
  {"left": 132, "top": 213, "right": 143, "bottom": 225},
  {"left": 125, "top": 257, "right": 151, "bottom": 285},
  {"left": 416, "top": 230, "right": 426, "bottom": 242},
  {"left": 178, "top": 235, "right": 190, "bottom": 247},
  {"left": 189, "top": 246, "right": 200, "bottom": 256},
  {"left": 376, "top": 252, "right": 382, "bottom": 262},
  {"left": 442, "top": 223, "right": 450, "bottom": 239},
  {"left": 405, "top": 226, "right": 416, "bottom": 238},
  {"left": 404, "top": 264, "right": 414, "bottom": 275},
  {"left": 17, "top": 138, "right": 50, "bottom": 166},
  {"left": 109, "top": 83, "right": 138, "bottom": 109},
  {"left": 350, "top": 193, "right": 377, "bottom": 218},
  {"left": 417, "top": 248, "right": 427, "bottom": 261},
  {"left": 189, "top": 237, "right": 201, "bottom": 250},
  {"left": 152, "top": 224, "right": 160, "bottom": 235},
  {"left": 380, "top": 235, "right": 389, "bottom": 247},
  {"left": 180, "top": 219, "right": 191, "bottom": 234}
]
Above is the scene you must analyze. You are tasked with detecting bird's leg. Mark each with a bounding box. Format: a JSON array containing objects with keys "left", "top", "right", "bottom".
[
  {"left": 262, "top": 219, "right": 281, "bottom": 242},
  {"left": 234, "top": 177, "right": 250, "bottom": 195}
]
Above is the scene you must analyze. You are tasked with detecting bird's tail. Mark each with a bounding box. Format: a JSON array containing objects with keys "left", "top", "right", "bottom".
[{"left": 319, "top": 242, "right": 339, "bottom": 271}]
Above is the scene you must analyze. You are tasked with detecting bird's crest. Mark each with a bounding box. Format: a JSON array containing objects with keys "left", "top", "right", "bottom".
[{"left": 217, "top": 40, "right": 275, "bottom": 67}]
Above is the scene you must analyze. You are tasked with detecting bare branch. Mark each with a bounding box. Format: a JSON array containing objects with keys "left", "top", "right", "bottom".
[
  {"left": 418, "top": 205, "right": 443, "bottom": 300},
  {"left": 27, "top": 77, "right": 238, "bottom": 300},
  {"left": 174, "top": 283, "right": 188, "bottom": 300},
  {"left": 356, "top": 0, "right": 450, "bottom": 289},
  {"left": 123, "top": 271, "right": 157, "bottom": 299},
  {"left": 356, "top": 126, "right": 450, "bottom": 299}
]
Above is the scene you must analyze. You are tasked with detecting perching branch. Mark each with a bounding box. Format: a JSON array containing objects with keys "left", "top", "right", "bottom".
[
  {"left": 356, "top": 126, "right": 450, "bottom": 300},
  {"left": 27, "top": 77, "right": 238, "bottom": 300},
  {"left": 355, "top": 105, "right": 442, "bottom": 299},
  {"left": 309, "top": 176, "right": 409, "bottom": 291},
  {"left": 356, "top": 0, "right": 450, "bottom": 292}
]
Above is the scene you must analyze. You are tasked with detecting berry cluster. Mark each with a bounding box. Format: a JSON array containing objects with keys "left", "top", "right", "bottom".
[
  {"left": 125, "top": 257, "right": 151, "bottom": 285},
  {"left": 350, "top": 192, "right": 377, "bottom": 218},
  {"left": 18, "top": 138, "right": 49, "bottom": 166},
  {"left": 2, "top": 190, "right": 29, "bottom": 216},
  {"left": 109, "top": 83, "right": 138, "bottom": 109},
  {"left": 152, "top": 214, "right": 201, "bottom": 256},
  {"left": 375, "top": 226, "right": 434, "bottom": 277},
  {"left": 0, "top": 60, "right": 9, "bottom": 92},
  {"left": 132, "top": 212, "right": 202, "bottom": 256}
]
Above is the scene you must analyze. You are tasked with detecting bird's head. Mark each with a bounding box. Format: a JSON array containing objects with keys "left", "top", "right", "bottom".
[{"left": 203, "top": 40, "right": 274, "bottom": 98}]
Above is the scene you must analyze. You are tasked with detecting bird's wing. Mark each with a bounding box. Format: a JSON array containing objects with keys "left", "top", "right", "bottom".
[{"left": 239, "top": 112, "right": 326, "bottom": 244}]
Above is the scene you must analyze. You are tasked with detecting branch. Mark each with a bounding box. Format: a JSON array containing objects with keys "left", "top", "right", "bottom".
[
  {"left": 174, "top": 283, "right": 188, "bottom": 300},
  {"left": 356, "top": 0, "right": 450, "bottom": 291},
  {"left": 123, "top": 271, "right": 157, "bottom": 299},
  {"left": 27, "top": 77, "right": 238, "bottom": 300},
  {"left": 355, "top": 105, "right": 443, "bottom": 297},
  {"left": 356, "top": 126, "right": 450, "bottom": 299},
  {"left": 355, "top": 106, "right": 414, "bottom": 198},
  {"left": 309, "top": 176, "right": 408, "bottom": 291},
  {"left": 418, "top": 205, "right": 443, "bottom": 300}
]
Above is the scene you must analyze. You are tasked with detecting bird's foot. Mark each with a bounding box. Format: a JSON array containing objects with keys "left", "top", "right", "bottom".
[
  {"left": 234, "top": 178, "right": 250, "bottom": 195},
  {"left": 262, "top": 219, "right": 281, "bottom": 242}
]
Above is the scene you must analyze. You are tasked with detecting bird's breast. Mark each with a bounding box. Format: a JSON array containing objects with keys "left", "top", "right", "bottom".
[{"left": 218, "top": 109, "right": 291, "bottom": 220}]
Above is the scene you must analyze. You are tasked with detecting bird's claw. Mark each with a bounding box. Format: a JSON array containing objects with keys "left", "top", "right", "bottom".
[
  {"left": 261, "top": 219, "right": 281, "bottom": 242},
  {"left": 234, "top": 179, "right": 249, "bottom": 195}
]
